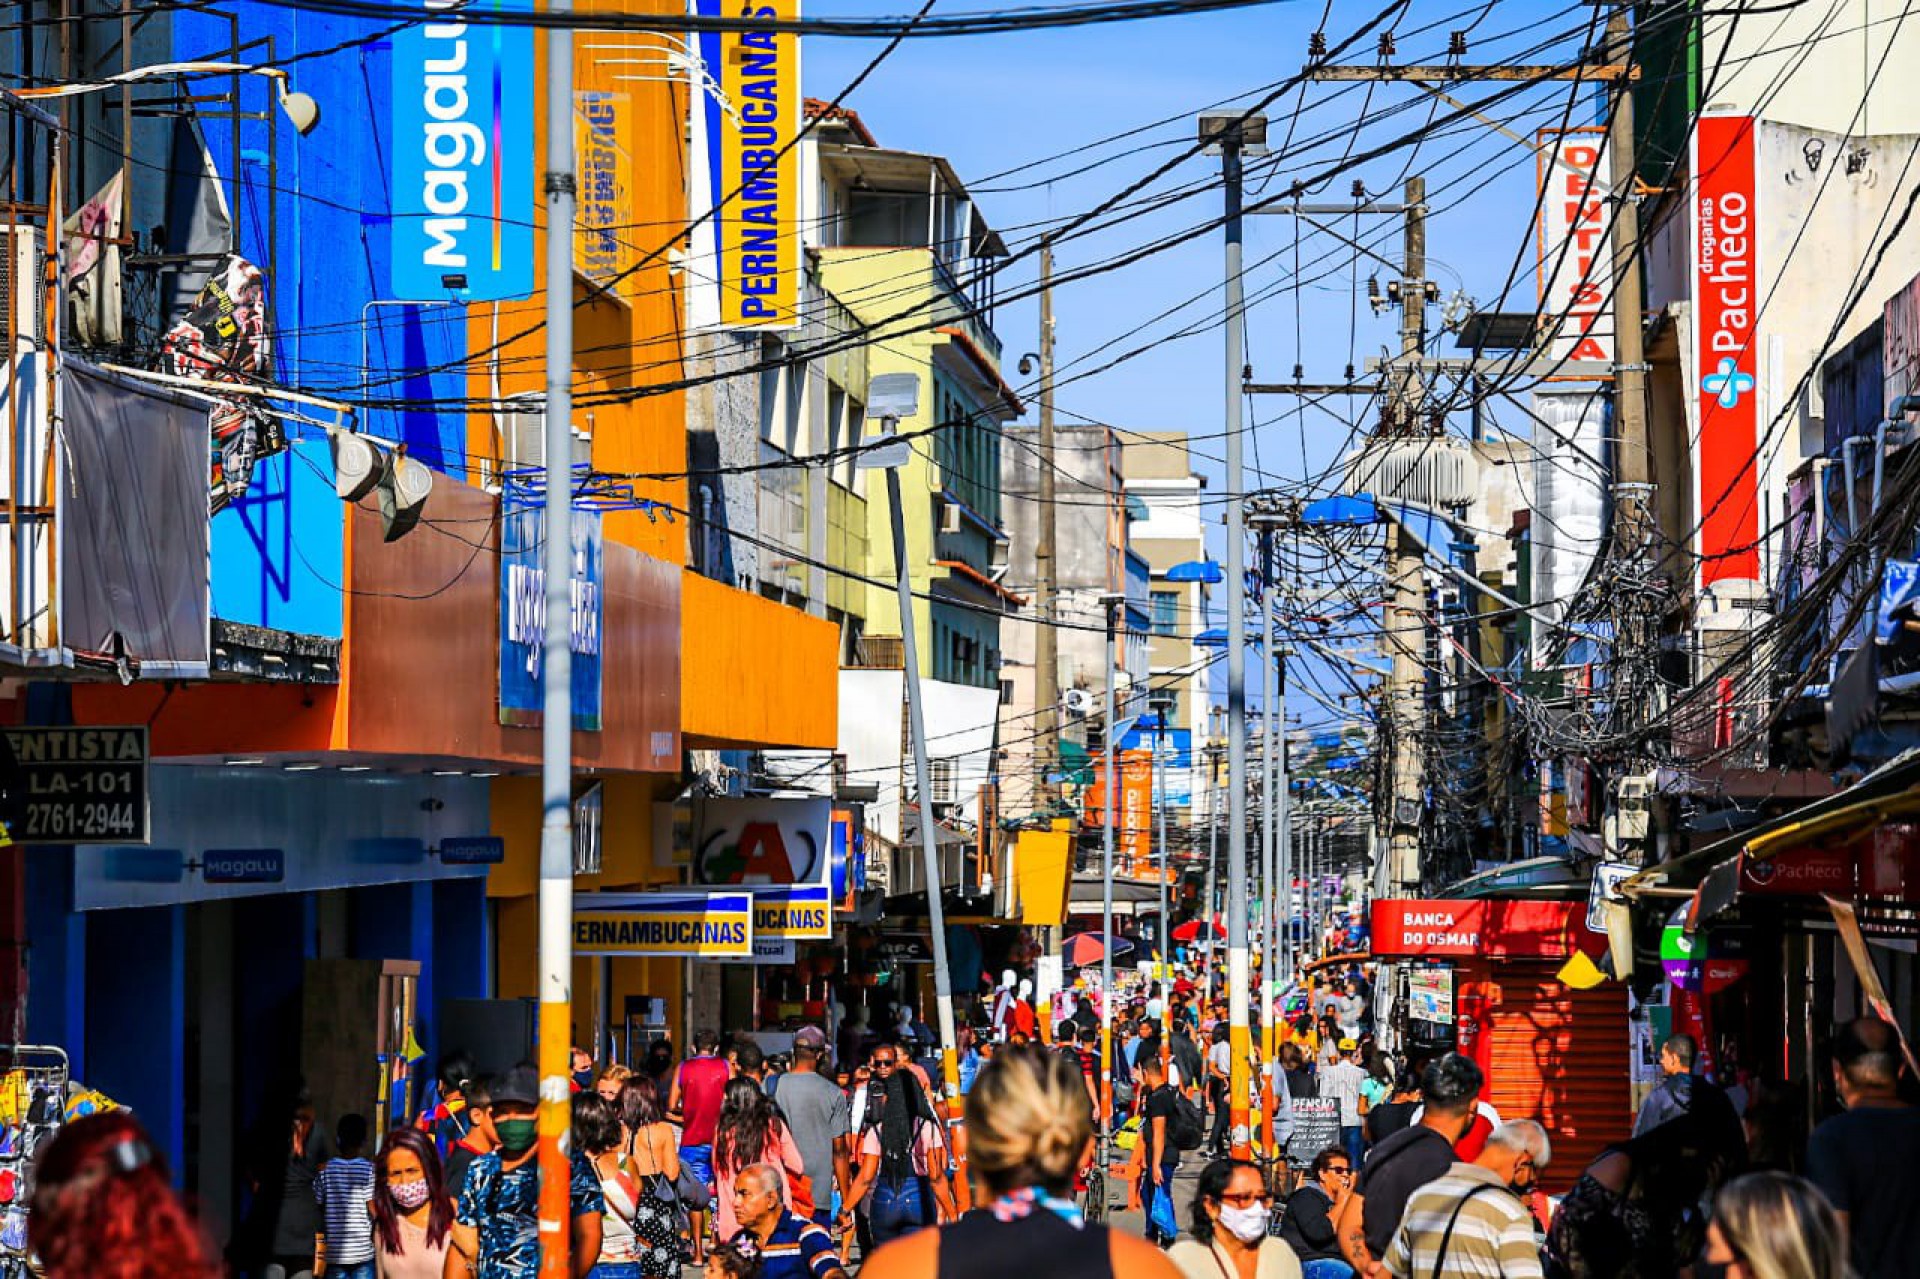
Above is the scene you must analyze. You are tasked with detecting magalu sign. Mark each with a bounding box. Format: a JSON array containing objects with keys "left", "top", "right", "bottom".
[
  {"left": 391, "top": 0, "right": 536, "bottom": 300},
  {"left": 499, "top": 505, "right": 603, "bottom": 731},
  {"left": 692, "top": 0, "right": 801, "bottom": 329},
  {"left": 750, "top": 884, "right": 832, "bottom": 940},
  {"left": 691, "top": 796, "right": 830, "bottom": 889},
  {"left": 574, "top": 891, "right": 753, "bottom": 957},
  {"left": 1535, "top": 128, "right": 1614, "bottom": 365},
  {"left": 1692, "top": 113, "right": 1762, "bottom": 586}
]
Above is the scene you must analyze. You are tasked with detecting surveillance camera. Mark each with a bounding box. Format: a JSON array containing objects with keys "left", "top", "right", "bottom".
[{"left": 1018, "top": 354, "right": 1036, "bottom": 377}]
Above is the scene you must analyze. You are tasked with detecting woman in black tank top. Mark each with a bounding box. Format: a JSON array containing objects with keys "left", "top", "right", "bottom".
[{"left": 858, "top": 1045, "right": 1183, "bottom": 1279}]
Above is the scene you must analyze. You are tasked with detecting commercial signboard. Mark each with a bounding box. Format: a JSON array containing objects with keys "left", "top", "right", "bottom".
[
  {"left": 692, "top": 796, "right": 830, "bottom": 888},
  {"left": 716, "top": 936, "right": 798, "bottom": 965},
  {"left": 202, "top": 848, "right": 285, "bottom": 884},
  {"left": 574, "top": 90, "right": 637, "bottom": 300},
  {"left": 391, "top": 0, "right": 535, "bottom": 300},
  {"left": 694, "top": 0, "right": 801, "bottom": 328},
  {"left": 1368, "top": 899, "right": 1579, "bottom": 959},
  {"left": 573, "top": 891, "right": 753, "bottom": 957},
  {"left": 1, "top": 726, "right": 149, "bottom": 845},
  {"left": 1536, "top": 128, "right": 1613, "bottom": 365},
  {"left": 440, "top": 836, "right": 506, "bottom": 865},
  {"left": 1737, "top": 844, "right": 1854, "bottom": 898},
  {"left": 750, "top": 884, "right": 832, "bottom": 939},
  {"left": 499, "top": 505, "right": 603, "bottom": 731},
  {"left": 1692, "top": 113, "right": 1762, "bottom": 585}
]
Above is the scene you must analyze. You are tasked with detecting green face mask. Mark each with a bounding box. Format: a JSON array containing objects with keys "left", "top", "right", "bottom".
[{"left": 495, "top": 1117, "right": 538, "bottom": 1156}]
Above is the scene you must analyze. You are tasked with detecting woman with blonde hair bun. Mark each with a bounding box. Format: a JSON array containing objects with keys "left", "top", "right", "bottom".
[
  {"left": 1701, "top": 1171, "right": 1848, "bottom": 1279},
  {"left": 859, "top": 1044, "right": 1180, "bottom": 1279}
]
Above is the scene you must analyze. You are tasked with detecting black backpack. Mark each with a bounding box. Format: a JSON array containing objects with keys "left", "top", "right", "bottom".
[{"left": 1166, "top": 1089, "right": 1206, "bottom": 1151}]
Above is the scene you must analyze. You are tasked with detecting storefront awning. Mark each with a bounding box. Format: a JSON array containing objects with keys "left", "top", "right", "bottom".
[
  {"left": 1067, "top": 874, "right": 1163, "bottom": 917},
  {"left": 1620, "top": 748, "right": 1920, "bottom": 901}
]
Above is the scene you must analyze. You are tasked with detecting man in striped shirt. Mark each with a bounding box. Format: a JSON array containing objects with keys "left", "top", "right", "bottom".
[
  {"left": 1377, "top": 1120, "right": 1550, "bottom": 1279},
  {"left": 313, "top": 1112, "right": 375, "bottom": 1279}
]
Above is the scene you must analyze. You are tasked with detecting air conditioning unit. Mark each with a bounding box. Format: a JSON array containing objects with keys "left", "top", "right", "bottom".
[
  {"left": 501, "top": 392, "right": 546, "bottom": 475},
  {"left": 0, "top": 227, "right": 45, "bottom": 349}
]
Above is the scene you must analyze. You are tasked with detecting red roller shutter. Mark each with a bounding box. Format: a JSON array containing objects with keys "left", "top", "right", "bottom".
[{"left": 1454, "top": 958, "right": 1632, "bottom": 1194}]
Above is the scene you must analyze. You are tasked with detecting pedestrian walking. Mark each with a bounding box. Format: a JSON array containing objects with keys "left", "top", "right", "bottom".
[
  {"left": 701, "top": 1235, "right": 764, "bottom": 1279},
  {"left": 367, "top": 1127, "right": 452, "bottom": 1279},
  {"left": 1137, "top": 1052, "right": 1184, "bottom": 1245},
  {"left": 443, "top": 1074, "right": 497, "bottom": 1199},
  {"left": 577, "top": 1090, "right": 652, "bottom": 1279},
  {"left": 724, "top": 1163, "right": 847, "bottom": 1279},
  {"left": 1333, "top": 1052, "right": 1483, "bottom": 1276},
  {"left": 1206, "top": 1021, "right": 1233, "bottom": 1156},
  {"left": 1702, "top": 1171, "right": 1848, "bottom": 1279},
  {"left": 1319, "top": 1040, "right": 1367, "bottom": 1168},
  {"left": 840, "top": 1050, "right": 955, "bottom": 1246},
  {"left": 416, "top": 1053, "right": 477, "bottom": 1158},
  {"left": 1632, "top": 1034, "right": 1734, "bottom": 1137},
  {"left": 714, "top": 1078, "right": 813, "bottom": 1243},
  {"left": 247, "top": 1093, "right": 328, "bottom": 1279},
  {"left": 857, "top": 1043, "right": 1181, "bottom": 1278},
  {"left": 763, "top": 1030, "right": 851, "bottom": 1227},
  {"left": 1379, "top": 1120, "right": 1550, "bottom": 1279},
  {"left": 28, "top": 1111, "right": 218, "bottom": 1279},
  {"left": 1168, "top": 1158, "right": 1303, "bottom": 1279},
  {"left": 314, "top": 1113, "right": 376, "bottom": 1279},
  {"left": 1541, "top": 1104, "right": 1746, "bottom": 1279},
  {"left": 1277, "top": 1148, "right": 1355, "bottom": 1278},
  {"left": 1805, "top": 1015, "right": 1918, "bottom": 1279},
  {"left": 613, "top": 1074, "right": 688, "bottom": 1278},
  {"left": 444, "top": 1064, "right": 605, "bottom": 1279},
  {"left": 1361, "top": 1070, "right": 1420, "bottom": 1150},
  {"left": 669, "top": 1029, "right": 733, "bottom": 1264},
  {"left": 595, "top": 1065, "right": 633, "bottom": 1105}
]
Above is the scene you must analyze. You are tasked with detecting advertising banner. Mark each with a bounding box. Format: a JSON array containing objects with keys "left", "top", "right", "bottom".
[
  {"left": 574, "top": 90, "right": 637, "bottom": 300},
  {"left": 1536, "top": 128, "right": 1614, "bottom": 365},
  {"left": 391, "top": 0, "right": 535, "bottom": 300},
  {"left": 750, "top": 884, "right": 832, "bottom": 939},
  {"left": 499, "top": 505, "right": 603, "bottom": 730},
  {"left": 1692, "top": 113, "right": 1761, "bottom": 585},
  {"left": 694, "top": 0, "right": 801, "bottom": 328},
  {"left": 574, "top": 891, "right": 753, "bottom": 957},
  {"left": 692, "top": 796, "right": 830, "bottom": 888}
]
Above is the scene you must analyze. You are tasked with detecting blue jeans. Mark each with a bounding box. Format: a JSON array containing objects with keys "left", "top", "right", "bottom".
[
  {"left": 329, "top": 1264, "right": 375, "bottom": 1279},
  {"left": 1138, "top": 1162, "right": 1180, "bottom": 1244},
  {"left": 587, "top": 1266, "right": 642, "bottom": 1279},
  {"left": 1303, "top": 1261, "right": 1357, "bottom": 1279},
  {"left": 1341, "top": 1124, "right": 1364, "bottom": 1167},
  {"left": 869, "top": 1177, "right": 932, "bottom": 1245}
]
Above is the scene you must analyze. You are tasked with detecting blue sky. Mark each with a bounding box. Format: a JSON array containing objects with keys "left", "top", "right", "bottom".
[{"left": 805, "top": 0, "right": 1609, "bottom": 725}]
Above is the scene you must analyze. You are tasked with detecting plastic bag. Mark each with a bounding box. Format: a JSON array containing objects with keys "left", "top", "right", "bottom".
[{"left": 1148, "top": 1184, "right": 1179, "bottom": 1240}]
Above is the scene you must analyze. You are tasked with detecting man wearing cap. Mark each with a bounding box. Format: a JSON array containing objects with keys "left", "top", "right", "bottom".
[
  {"left": 1321, "top": 1038, "right": 1368, "bottom": 1167},
  {"left": 444, "top": 1065, "right": 604, "bottom": 1279},
  {"left": 766, "top": 1027, "right": 850, "bottom": 1228}
]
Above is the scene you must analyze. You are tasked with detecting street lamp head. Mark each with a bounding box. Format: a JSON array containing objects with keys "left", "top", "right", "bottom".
[
  {"left": 279, "top": 88, "right": 321, "bottom": 136},
  {"left": 1198, "top": 111, "right": 1269, "bottom": 156},
  {"left": 1018, "top": 353, "right": 1038, "bottom": 377}
]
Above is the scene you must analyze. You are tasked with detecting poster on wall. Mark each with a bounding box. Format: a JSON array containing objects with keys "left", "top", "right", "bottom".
[
  {"left": 498, "top": 505, "right": 603, "bottom": 731},
  {"left": 1407, "top": 967, "right": 1454, "bottom": 1025},
  {"left": 1691, "top": 112, "right": 1761, "bottom": 586},
  {"left": 391, "top": 0, "right": 535, "bottom": 300},
  {"left": 692, "top": 796, "right": 830, "bottom": 889}
]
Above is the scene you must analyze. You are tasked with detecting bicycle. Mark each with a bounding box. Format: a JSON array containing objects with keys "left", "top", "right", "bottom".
[{"left": 1078, "top": 1161, "right": 1108, "bottom": 1222}]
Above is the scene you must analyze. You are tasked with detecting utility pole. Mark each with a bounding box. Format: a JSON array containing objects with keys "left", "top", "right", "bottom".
[
  {"left": 1201, "top": 109, "right": 1263, "bottom": 1163},
  {"left": 1034, "top": 240, "right": 1059, "bottom": 811},
  {"left": 1099, "top": 593, "right": 1120, "bottom": 1174},
  {"left": 1384, "top": 176, "right": 1428, "bottom": 894},
  {"left": 1257, "top": 522, "right": 1278, "bottom": 1158},
  {"left": 537, "top": 11, "right": 576, "bottom": 1279}
]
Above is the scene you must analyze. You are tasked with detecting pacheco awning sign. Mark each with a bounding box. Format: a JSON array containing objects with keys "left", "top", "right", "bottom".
[
  {"left": 750, "top": 884, "right": 832, "bottom": 939},
  {"left": 574, "top": 891, "right": 752, "bottom": 956}
]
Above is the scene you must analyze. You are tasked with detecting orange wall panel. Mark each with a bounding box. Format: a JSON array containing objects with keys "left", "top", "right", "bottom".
[{"left": 679, "top": 572, "right": 838, "bottom": 750}]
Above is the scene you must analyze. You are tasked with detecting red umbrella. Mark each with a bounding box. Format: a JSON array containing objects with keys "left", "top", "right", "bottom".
[
  {"left": 1062, "top": 932, "right": 1134, "bottom": 968},
  {"left": 1172, "top": 917, "right": 1225, "bottom": 942}
]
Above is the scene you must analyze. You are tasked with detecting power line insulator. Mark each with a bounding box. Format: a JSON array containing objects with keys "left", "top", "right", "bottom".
[
  {"left": 1377, "top": 32, "right": 1396, "bottom": 58},
  {"left": 1448, "top": 31, "right": 1467, "bottom": 57},
  {"left": 1308, "top": 30, "right": 1328, "bottom": 58}
]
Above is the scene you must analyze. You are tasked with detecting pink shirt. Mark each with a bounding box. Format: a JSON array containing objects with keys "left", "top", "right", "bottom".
[
  {"left": 714, "top": 1123, "right": 810, "bottom": 1239},
  {"left": 859, "top": 1119, "right": 947, "bottom": 1179}
]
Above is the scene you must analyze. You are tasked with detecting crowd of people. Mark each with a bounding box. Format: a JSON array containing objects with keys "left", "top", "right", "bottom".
[{"left": 13, "top": 992, "right": 1916, "bottom": 1279}]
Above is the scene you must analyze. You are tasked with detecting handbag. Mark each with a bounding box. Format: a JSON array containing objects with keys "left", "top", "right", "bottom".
[{"left": 1148, "top": 1184, "right": 1179, "bottom": 1239}]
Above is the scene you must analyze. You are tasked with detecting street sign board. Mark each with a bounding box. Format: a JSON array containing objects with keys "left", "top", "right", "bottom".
[
  {"left": 1285, "top": 1097, "right": 1341, "bottom": 1166},
  {"left": 1, "top": 725, "right": 149, "bottom": 845}
]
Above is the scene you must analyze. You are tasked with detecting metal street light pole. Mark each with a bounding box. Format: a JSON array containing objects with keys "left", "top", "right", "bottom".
[
  {"left": 1151, "top": 692, "right": 1174, "bottom": 1072},
  {"left": 537, "top": 12, "right": 576, "bottom": 1278},
  {"left": 1100, "top": 593, "right": 1121, "bottom": 1170},
  {"left": 1202, "top": 108, "right": 1264, "bottom": 1161}
]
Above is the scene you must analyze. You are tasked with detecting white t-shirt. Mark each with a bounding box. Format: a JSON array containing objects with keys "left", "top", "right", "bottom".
[
  {"left": 1208, "top": 1041, "right": 1231, "bottom": 1079},
  {"left": 1322, "top": 1059, "right": 1367, "bottom": 1126}
]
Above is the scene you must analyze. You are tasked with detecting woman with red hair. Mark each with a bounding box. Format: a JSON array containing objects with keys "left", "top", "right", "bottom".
[
  {"left": 369, "top": 1126, "right": 454, "bottom": 1279},
  {"left": 28, "top": 1111, "right": 218, "bottom": 1279}
]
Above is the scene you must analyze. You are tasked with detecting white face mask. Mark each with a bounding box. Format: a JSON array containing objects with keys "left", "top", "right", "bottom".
[{"left": 1218, "top": 1202, "right": 1270, "bottom": 1244}]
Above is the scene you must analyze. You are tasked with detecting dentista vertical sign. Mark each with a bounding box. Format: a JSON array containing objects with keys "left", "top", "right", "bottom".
[
  {"left": 716, "top": 0, "right": 800, "bottom": 328},
  {"left": 1692, "top": 113, "right": 1761, "bottom": 585},
  {"left": 391, "top": 0, "right": 535, "bottom": 300}
]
